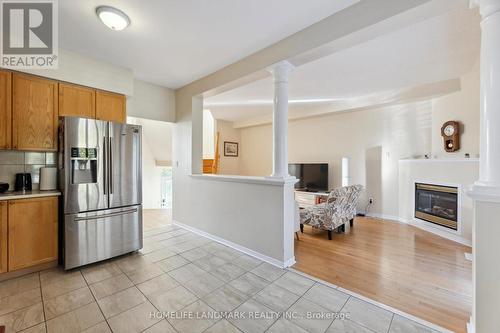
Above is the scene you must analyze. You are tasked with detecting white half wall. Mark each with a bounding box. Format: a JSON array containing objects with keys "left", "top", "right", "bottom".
[
  {"left": 173, "top": 96, "right": 296, "bottom": 267},
  {"left": 174, "top": 175, "right": 296, "bottom": 266}
]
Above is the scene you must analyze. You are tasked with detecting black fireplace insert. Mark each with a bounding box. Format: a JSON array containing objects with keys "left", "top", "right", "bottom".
[{"left": 415, "top": 183, "right": 458, "bottom": 230}]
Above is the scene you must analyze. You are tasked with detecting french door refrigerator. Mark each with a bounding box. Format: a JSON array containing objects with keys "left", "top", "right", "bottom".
[{"left": 60, "top": 117, "right": 143, "bottom": 269}]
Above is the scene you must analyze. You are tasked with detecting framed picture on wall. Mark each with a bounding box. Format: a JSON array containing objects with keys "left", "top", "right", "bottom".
[{"left": 224, "top": 141, "right": 239, "bottom": 157}]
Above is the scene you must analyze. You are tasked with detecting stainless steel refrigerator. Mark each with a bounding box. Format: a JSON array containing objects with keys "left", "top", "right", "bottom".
[{"left": 60, "top": 117, "right": 143, "bottom": 269}]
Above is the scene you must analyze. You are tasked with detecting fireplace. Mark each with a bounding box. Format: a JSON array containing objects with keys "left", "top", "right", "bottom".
[{"left": 415, "top": 183, "right": 458, "bottom": 230}]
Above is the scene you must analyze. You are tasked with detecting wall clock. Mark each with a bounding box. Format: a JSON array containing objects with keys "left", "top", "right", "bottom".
[{"left": 441, "top": 121, "right": 460, "bottom": 152}]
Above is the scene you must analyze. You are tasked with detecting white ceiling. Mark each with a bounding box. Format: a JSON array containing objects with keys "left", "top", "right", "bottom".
[
  {"left": 205, "top": 5, "right": 480, "bottom": 123},
  {"left": 59, "top": 0, "right": 358, "bottom": 89}
]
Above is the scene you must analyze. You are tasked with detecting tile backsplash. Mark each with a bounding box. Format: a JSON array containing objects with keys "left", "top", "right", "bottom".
[{"left": 0, "top": 151, "right": 57, "bottom": 191}]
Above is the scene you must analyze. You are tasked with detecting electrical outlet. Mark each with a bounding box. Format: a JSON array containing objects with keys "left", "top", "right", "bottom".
[{"left": 369, "top": 198, "right": 373, "bottom": 204}]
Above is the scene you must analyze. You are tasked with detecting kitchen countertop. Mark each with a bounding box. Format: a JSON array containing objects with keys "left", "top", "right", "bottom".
[{"left": 0, "top": 190, "right": 61, "bottom": 201}]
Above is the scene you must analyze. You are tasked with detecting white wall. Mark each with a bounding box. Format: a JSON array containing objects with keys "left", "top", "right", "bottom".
[
  {"left": 128, "top": 117, "right": 173, "bottom": 209},
  {"left": 432, "top": 62, "right": 480, "bottom": 158},
  {"left": 16, "top": 49, "right": 134, "bottom": 95},
  {"left": 203, "top": 110, "right": 215, "bottom": 159},
  {"left": 141, "top": 134, "right": 165, "bottom": 209},
  {"left": 127, "top": 79, "right": 176, "bottom": 123},
  {"left": 216, "top": 120, "right": 241, "bottom": 175},
  {"left": 233, "top": 101, "right": 432, "bottom": 218}
]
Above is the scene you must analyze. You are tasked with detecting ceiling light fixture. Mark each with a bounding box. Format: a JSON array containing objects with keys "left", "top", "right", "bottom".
[{"left": 96, "top": 6, "right": 130, "bottom": 31}]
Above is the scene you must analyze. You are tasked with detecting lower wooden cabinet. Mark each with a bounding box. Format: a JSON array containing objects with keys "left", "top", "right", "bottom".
[
  {"left": 0, "top": 201, "right": 7, "bottom": 274},
  {"left": 7, "top": 197, "right": 58, "bottom": 271}
]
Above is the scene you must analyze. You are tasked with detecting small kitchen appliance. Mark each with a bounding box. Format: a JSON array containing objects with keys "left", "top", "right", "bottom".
[
  {"left": 14, "top": 173, "right": 32, "bottom": 191},
  {"left": 39, "top": 167, "right": 57, "bottom": 191},
  {"left": 0, "top": 182, "right": 8, "bottom": 193}
]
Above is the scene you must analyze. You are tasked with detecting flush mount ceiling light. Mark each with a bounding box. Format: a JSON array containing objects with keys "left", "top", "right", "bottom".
[{"left": 96, "top": 6, "right": 130, "bottom": 31}]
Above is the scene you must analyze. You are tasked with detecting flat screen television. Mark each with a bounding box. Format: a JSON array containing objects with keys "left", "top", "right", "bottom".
[{"left": 288, "top": 163, "right": 329, "bottom": 192}]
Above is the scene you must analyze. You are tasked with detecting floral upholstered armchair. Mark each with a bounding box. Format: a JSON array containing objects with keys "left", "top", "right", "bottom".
[{"left": 299, "top": 185, "right": 363, "bottom": 240}]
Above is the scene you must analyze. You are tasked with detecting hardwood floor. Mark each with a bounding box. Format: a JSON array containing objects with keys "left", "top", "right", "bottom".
[
  {"left": 143, "top": 209, "right": 172, "bottom": 231},
  {"left": 293, "top": 217, "right": 472, "bottom": 333}
]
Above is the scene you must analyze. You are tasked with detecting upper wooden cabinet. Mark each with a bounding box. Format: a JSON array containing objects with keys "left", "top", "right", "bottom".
[
  {"left": 59, "top": 82, "right": 96, "bottom": 119},
  {"left": 0, "top": 71, "right": 12, "bottom": 150},
  {"left": 96, "top": 90, "right": 126, "bottom": 123},
  {"left": 12, "top": 74, "right": 58, "bottom": 151},
  {"left": 8, "top": 197, "right": 58, "bottom": 271},
  {"left": 1, "top": 72, "right": 127, "bottom": 152},
  {"left": 0, "top": 201, "right": 7, "bottom": 274}
]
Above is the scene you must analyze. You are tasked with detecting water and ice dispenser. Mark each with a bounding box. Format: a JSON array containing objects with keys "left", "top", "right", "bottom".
[{"left": 70, "top": 148, "right": 98, "bottom": 184}]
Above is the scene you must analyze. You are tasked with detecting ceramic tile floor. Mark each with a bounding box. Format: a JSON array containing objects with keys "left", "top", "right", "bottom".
[{"left": 0, "top": 224, "right": 444, "bottom": 333}]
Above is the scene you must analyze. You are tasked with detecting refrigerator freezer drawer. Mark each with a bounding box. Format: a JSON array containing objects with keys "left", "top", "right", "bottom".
[{"left": 64, "top": 205, "right": 143, "bottom": 269}]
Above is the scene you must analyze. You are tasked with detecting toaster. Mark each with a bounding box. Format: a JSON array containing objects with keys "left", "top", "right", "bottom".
[{"left": 0, "top": 182, "right": 8, "bottom": 193}]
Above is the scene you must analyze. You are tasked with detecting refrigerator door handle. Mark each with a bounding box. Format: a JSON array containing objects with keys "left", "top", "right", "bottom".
[
  {"left": 109, "top": 137, "right": 113, "bottom": 194},
  {"left": 103, "top": 136, "right": 107, "bottom": 195},
  {"left": 73, "top": 207, "right": 138, "bottom": 222}
]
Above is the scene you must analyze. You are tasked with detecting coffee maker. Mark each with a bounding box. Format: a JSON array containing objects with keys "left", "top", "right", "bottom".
[{"left": 15, "top": 173, "right": 32, "bottom": 192}]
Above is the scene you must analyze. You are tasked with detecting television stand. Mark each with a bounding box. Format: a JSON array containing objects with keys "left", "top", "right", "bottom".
[{"left": 294, "top": 190, "right": 329, "bottom": 208}]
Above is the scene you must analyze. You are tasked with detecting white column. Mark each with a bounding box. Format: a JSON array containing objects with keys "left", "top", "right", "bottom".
[
  {"left": 267, "top": 61, "right": 294, "bottom": 178},
  {"left": 473, "top": 0, "right": 500, "bottom": 192},
  {"left": 469, "top": 1, "right": 500, "bottom": 333}
]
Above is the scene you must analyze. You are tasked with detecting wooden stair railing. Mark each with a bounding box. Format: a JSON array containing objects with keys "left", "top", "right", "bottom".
[
  {"left": 203, "top": 159, "right": 214, "bottom": 173},
  {"left": 212, "top": 132, "right": 220, "bottom": 174}
]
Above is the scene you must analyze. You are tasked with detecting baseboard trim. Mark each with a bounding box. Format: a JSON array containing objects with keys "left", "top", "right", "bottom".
[
  {"left": 467, "top": 317, "right": 474, "bottom": 333},
  {"left": 366, "top": 212, "right": 402, "bottom": 222},
  {"left": 173, "top": 220, "right": 295, "bottom": 269}
]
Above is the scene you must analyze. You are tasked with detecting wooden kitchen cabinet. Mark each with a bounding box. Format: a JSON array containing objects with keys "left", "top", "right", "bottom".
[
  {"left": 12, "top": 74, "right": 59, "bottom": 151},
  {"left": 59, "top": 82, "right": 96, "bottom": 119},
  {"left": 0, "top": 201, "right": 7, "bottom": 274},
  {"left": 96, "top": 90, "right": 126, "bottom": 123},
  {"left": 8, "top": 197, "right": 58, "bottom": 271},
  {"left": 0, "top": 70, "right": 12, "bottom": 150}
]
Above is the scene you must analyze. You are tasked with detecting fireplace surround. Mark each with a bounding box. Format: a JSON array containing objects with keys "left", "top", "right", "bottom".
[{"left": 415, "top": 183, "right": 458, "bottom": 230}]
